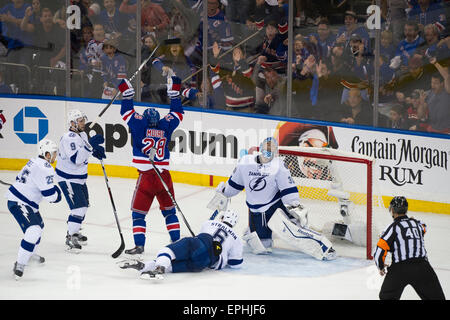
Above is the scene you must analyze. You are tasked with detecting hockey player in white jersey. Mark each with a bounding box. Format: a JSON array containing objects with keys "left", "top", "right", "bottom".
[
  {"left": 118, "top": 209, "right": 243, "bottom": 280},
  {"left": 208, "top": 137, "right": 336, "bottom": 261},
  {"left": 56, "top": 109, "right": 106, "bottom": 252},
  {"left": 5, "top": 139, "right": 62, "bottom": 280}
]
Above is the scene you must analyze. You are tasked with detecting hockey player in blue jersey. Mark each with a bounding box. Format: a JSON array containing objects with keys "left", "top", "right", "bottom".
[
  {"left": 117, "top": 76, "right": 197, "bottom": 256},
  {"left": 118, "top": 209, "right": 243, "bottom": 280},
  {"left": 56, "top": 109, "right": 106, "bottom": 252},
  {"left": 5, "top": 139, "right": 62, "bottom": 279}
]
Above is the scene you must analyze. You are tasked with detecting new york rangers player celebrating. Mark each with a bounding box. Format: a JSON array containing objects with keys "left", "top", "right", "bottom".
[
  {"left": 209, "top": 137, "right": 336, "bottom": 261},
  {"left": 56, "top": 109, "right": 106, "bottom": 252},
  {"left": 119, "top": 209, "right": 243, "bottom": 280},
  {"left": 117, "top": 76, "right": 197, "bottom": 255},
  {"left": 5, "top": 139, "right": 62, "bottom": 279}
]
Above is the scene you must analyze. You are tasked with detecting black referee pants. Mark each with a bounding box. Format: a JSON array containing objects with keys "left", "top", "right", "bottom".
[{"left": 379, "top": 259, "right": 446, "bottom": 300}]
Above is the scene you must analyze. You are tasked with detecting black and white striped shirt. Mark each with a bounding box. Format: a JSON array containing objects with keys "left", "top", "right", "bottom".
[{"left": 374, "top": 215, "right": 428, "bottom": 270}]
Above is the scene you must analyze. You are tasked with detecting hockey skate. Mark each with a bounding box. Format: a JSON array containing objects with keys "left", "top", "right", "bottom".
[
  {"left": 140, "top": 265, "right": 165, "bottom": 280},
  {"left": 124, "top": 246, "right": 144, "bottom": 259},
  {"left": 117, "top": 259, "right": 145, "bottom": 271},
  {"left": 73, "top": 232, "right": 88, "bottom": 245},
  {"left": 13, "top": 262, "right": 25, "bottom": 280},
  {"left": 29, "top": 254, "right": 45, "bottom": 265},
  {"left": 65, "top": 233, "right": 82, "bottom": 253}
]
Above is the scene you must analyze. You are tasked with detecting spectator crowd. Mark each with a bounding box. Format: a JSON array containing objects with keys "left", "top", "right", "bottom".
[{"left": 0, "top": 0, "right": 448, "bottom": 134}]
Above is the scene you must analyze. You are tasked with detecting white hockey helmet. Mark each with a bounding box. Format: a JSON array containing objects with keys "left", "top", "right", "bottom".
[
  {"left": 221, "top": 209, "right": 239, "bottom": 227},
  {"left": 68, "top": 109, "right": 87, "bottom": 129},
  {"left": 38, "top": 138, "right": 58, "bottom": 158}
]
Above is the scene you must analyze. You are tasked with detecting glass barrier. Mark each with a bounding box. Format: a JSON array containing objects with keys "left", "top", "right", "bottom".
[{"left": 0, "top": 0, "right": 448, "bottom": 134}]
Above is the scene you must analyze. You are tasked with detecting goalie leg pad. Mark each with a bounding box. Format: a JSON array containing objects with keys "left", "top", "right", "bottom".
[
  {"left": 242, "top": 229, "right": 272, "bottom": 254},
  {"left": 268, "top": 209, "right": 335, "bottom": 260}
]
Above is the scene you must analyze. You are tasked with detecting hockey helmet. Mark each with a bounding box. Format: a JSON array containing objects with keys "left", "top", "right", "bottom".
[
  {"left": 221, "top": 209, "right": 239, "bottom": 227},
  {"left": 38, "top": 138, "right": 58, "bottom": 159},
  {"left": 143, "top": 108, "right": 160, "bottom": 128},
  {"left": 259, "top": 137, "right": 278, "bottom": 162},
  {"left": 68, "top": 109, "right": 87, "bottom": 130},
  {"left": 389, "top": 196, "right": 408, "bottom": 214}
]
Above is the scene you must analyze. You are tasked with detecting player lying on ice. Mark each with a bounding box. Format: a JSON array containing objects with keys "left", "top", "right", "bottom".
[
  {"left": 208, "top": 137, "right": 336, "bottom": 261},
  {"left": 118, "top": 209, "right": 243, "bottom": 280}
]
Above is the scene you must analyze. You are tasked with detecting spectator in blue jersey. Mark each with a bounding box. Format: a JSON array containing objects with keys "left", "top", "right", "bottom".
[
  {"left": 422, "top": 73, "right": 450, "bottom": 133},
  {"left": 335, "top": 10, "right": 370, "bottom": 51},
  {"left": 192, "top": 0, "right": 234, "bottom": 66},
  {"left": 19, "top": 0, "right": 41, "bottom": 34},
  {"left": 0, "top": 0, "right": 32, "bottom": 92},
  {"left": 100, "top": 35, "right": 127, "bottom": 99},
  {"left": 97, "top": 0, "right": 129, "bottom": 39},
  {"left": 380, "top": 30, "right": 396, "bottom": 63},
  {"left": 407, "top": 0, "right": 447, "bottom": 36},
  {"left": 308, "top": 18, "right": 336, "bottom": 61},
  {"left": 391, "top": 21, "right": 425, "bottom": 69}
]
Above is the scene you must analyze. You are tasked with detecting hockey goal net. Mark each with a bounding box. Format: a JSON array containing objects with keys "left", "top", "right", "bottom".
[{"left": 278, "top": 146, "right": 389, "bottom": 260}]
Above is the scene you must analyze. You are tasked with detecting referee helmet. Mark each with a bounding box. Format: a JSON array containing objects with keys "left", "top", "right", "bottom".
[{"left": 389, "top": 196, "right": 408, "bottom": 214}]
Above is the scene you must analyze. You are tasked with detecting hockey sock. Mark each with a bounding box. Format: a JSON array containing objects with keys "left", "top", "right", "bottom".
[
  {"left": 161, "top": 208, "right": 180, "bottom": 242},
  {"left": 17, "top": 225, "right": 42, "bottom": 265},
  {"left": 67, "top": 207, "right": 87, "bottom": 236},
  {"left": 132, "top": 212, "right": 146, "bottom": 246}
]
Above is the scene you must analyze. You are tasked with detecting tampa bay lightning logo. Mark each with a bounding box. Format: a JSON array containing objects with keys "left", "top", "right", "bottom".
[{"left": 249, "top": 176, "right": 266, "bottom": 192}]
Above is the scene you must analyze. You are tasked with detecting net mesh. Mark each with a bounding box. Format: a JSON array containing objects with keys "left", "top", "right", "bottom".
[{"left": 278, "top": 147, "right": 389, "bottom": 259}]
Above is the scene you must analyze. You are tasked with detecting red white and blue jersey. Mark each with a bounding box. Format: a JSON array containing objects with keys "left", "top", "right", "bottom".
[
  {"left": 101, "top": 53, "right": 127, "bottom": 87},
  {"left": 120, "top": 97, "right": 183, "bottom": 172}
]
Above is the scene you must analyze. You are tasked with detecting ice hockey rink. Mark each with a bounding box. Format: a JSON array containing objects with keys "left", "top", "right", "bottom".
[{"left": 0, "top": 171, "right": 449, "bottom": 300}]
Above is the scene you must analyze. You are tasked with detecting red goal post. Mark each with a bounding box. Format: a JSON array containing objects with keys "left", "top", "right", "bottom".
[{"left": 277, "top": 146, "right": 387, "bottom": 260}]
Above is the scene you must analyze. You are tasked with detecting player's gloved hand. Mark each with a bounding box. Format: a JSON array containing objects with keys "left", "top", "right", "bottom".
[
  {"left": 92, "top": 146, "right": 106, "bottom": 160},
  {"left": 207, "top": 181, "right": 229, "bottom": 212},
  {"left": 51, "top": 186, "right": 62, "bottom": 203},
  {"left": 89, "top": 134, "right": 106, "bottom": 160},
  {"left": 182, "top": 88, "right": 199, "bottom": 101},
  {"left": 118, "top": 79, "right": 135, "bottom": 99},
  {"left": 167, "top": 76, "right": 181, "bottom": 98}
]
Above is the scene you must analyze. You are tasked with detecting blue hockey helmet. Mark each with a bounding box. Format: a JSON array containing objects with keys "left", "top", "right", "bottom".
[{"left": 143, "top": 108, "right": 160, "bottom": 128}]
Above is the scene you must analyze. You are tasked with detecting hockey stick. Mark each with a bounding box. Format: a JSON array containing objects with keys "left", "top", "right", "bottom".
[
  {"left": 0, "top": 179, "right": 12, "bottom": 186},
  {"left": 99, "top": 159, "right": 125, "bottom": 258},
  {"left": 148, "top": 148, "right": 195, "bottom": 237},
  {"left": 88, "top": 38, "right": 181, "bottom": 129}
]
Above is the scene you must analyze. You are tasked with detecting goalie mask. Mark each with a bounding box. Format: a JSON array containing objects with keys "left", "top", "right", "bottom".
[
  {"left": 259, "top": 137, "right": 278, "bottom": 163},
  {"left": 143, "top": 108, "right": 160, "bottom": 128},
  {"left": 389, "top": 196, "right": 408, "bottom": 215}
]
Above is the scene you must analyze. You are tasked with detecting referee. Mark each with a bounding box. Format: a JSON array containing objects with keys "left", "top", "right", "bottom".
[{"left": 374, "top": 196, "right": 446, "bottom": 300}]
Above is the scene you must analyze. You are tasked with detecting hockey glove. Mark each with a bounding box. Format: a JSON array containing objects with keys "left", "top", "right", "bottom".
[
  {"left": 89, "top": 134, "right": 104, "bottom": 149},
  {"left": 118, "top": 79, "right": 135, "bottom": 99},
  {"left": 182, "top": 88, "right": 199, "bottom": 101},
  {"left": 92, "top": 146, "right": 106, "bottom": 160},
  {"left": 50, "top": 186, "right": 62, "bottom": 203},
  {"left": 167, "top": 76, "right": 181, "bottom": 98}
]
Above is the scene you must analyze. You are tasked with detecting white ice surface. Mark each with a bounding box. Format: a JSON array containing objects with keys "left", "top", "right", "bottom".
[{"left": 0, "top": 171, "right": 449, "bottom": 300}]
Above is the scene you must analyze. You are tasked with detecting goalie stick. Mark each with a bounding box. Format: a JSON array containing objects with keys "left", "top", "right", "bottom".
[
  {"left": 99, "top": 159, "right": 125, "bottom": 258},
  {"left": 148, "top": 148, "right": 195, "bottom": 237}
]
